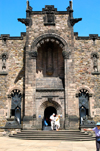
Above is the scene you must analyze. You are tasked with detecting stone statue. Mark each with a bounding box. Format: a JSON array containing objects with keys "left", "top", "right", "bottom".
[
  {"left": 2, "top": 55, "right": 6, "bottom": 70},
  {"left": 93, "top": 55, "right": 98, "bottom": 72}
]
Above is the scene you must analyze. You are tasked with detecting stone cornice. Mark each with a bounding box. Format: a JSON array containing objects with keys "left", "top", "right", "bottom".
[
  {"left": 91, "top": 72, "right": 100, "bottom": 75},
  {"left": 36, "top": 88, "right": 64, "bottom": 92},
  {"left": 0, "top": 71, "right": 8, "bottom": 75},
  {"left": 31, "top": 11, "right": 69, "bottom": 15}
]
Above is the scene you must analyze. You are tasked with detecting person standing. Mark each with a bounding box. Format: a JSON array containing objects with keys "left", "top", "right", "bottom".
[
  {"left": 55, "top": 114, "right": 60, "bottom": 131},
  {"left": 50, "top": 113, "right": 55, "bottom": 130},
  {"left": 84, "top": 122, "right": 100, "bottom": 151}
]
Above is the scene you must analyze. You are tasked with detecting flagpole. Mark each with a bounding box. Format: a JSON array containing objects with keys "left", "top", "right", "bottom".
[{"left": 71, "top": 0, "right": 73, "bottom": 9}]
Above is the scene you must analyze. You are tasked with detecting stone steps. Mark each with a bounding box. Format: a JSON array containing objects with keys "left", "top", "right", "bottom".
[{"left": 9, "top": 130, "right": 95, "bottom": 141}]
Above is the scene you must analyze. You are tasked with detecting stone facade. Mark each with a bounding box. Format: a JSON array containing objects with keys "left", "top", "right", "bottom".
[{"left": 0, "top": 1, "right": 100, "bottom": 130}]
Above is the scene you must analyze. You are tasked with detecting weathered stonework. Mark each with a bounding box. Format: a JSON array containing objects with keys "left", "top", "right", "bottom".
[{"left": 0, "top": 1, "right": 100, "bottom": 130}]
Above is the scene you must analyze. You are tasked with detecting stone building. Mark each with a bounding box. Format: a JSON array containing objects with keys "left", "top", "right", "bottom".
[{"left": 0, "top": 1, "right": 100, "bottom": 130}]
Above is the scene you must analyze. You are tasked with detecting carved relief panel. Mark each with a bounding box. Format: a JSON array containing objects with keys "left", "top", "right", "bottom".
[{"left": 0, "top": 53, "right": 8, "bottom": 74}]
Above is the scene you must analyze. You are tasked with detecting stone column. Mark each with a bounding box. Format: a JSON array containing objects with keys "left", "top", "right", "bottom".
[
  {"left": 23, "top": 48, "right": 37, "bottom": 129},
  {"left": 7, "top": 95, "right": 11, "bottom": 119},
  {"left": 62, "top": 47, "right": 70, "bottom": 129}
]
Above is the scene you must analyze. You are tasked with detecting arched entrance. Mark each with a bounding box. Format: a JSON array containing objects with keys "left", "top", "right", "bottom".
[
  {"left": 44, "top": 106, "right": 57, "bottom": 126},
  {"left": 78, "top": 89, "right": 89, "bottom": 126}
]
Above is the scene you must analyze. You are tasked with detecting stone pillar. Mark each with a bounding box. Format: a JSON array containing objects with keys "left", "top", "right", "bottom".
[
  {"left": 7, "top": 95, "right": 11, "bottom": 119},
  {"left": 62, "top": 47, "right": 70, "bottom": 129},
  {"left": 23, "top": 48, "right": 37, "bottom": 129}
]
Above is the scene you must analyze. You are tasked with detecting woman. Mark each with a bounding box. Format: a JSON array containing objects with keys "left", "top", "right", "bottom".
[
  {"left": 55, "top": 114, "right": 60, "bottom": 131},
  {"left": 84, "top": 122, "right": 100, "bottom": 151}
]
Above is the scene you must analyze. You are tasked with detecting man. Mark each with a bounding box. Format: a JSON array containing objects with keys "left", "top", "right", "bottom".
[
  {"left": 84, "top": 122, "right": 100, "bottom": 151},
  {"left": 50, "top": 113, "right": 55, "bottom": 130}
]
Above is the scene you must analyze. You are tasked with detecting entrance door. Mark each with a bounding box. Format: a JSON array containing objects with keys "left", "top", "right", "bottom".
[
  {"left": 44, "top": 106, "right": 57, "bottom": 126},
  {"left": 80, "top": 106, "right": 86, "bottom": 125}
]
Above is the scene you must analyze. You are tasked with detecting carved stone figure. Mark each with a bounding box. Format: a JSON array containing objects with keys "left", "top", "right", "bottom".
[
  {"left": 91, "top": 52, "right": 99, "bottom": 72},
  {"left": 2, "top": 54, "right": 6, "bottom": 70},
  {"left": 93, "top": 55, "right": 98, "bottom": 72}
]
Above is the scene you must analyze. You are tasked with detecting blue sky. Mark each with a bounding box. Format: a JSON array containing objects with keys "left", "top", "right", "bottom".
[{"left": 0, "top": 0, "right": 100, "bottom": 36}]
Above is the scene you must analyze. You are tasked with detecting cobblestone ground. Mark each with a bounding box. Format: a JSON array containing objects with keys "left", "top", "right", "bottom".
[{"left": 0, "top": 136, "right": 96, "bottom": 151}]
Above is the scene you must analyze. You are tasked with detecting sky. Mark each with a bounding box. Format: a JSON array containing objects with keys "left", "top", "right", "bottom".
[{"left": 0, "top": 0, "right": 100, "bottom": 37}]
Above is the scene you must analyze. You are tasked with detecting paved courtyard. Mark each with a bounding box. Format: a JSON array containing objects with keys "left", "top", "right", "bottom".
[{"left": 0, "top": 136, "right": 96, "bottom": 151}]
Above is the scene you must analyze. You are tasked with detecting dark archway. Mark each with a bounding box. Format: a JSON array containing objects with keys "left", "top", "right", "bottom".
[
  {"left": 44, "top": 106, "right": 57, "bottom": 126},
  {"left": 36, "top": 39, "right": 64, "bottom": 78}
]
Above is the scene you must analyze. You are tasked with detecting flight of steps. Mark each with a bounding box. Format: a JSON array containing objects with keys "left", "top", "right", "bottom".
[{"left": 9, "top": 130, "right": 95, "bottom": 141}]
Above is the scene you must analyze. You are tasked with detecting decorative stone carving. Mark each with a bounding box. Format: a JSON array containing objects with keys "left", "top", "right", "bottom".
[
  {"left": 18, "top": 1, "right": 32, "bottom": 27},
  {"left": 62, "top": 50, "right": 70, "bottom": 59},
  {"left": 0, "top": 53, "right": 8, "bottom": 74},
  {"left": 37, "top": 43, "right": 41, "bottom": 48},
  {"left": 1, "top": 34, "right": 9, "bottom": 45},
  {"left": 89, "top": 34, "right": 98, "bottom": 45},
  {"left": 42, "top": 5, "right": 57, "bottom": 26},
  {"left": 67, "top": 1, "right": 82, "bottom": 26},
  {"left": 91, "top": 52, "right": 99, "bottom": 72},
  {"left": 18, "top": 18, "right": 32, "bottom": 26},
  {"left": 2, "top": 54, "right": 8, "bottom": 69},
  {"left": 2, "top": 54, "right": 7, "bottom": 70},
  {"left": 29, "top": 51, "right": 38, "bottom": 59}
]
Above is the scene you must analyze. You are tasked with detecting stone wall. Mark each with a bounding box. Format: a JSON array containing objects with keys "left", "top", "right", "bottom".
[
  {"left": 74, "top": 37, "right": 100, "bottom": 121},
  {"left": 0, "top": 34, "right": 26, "bottom": 127}
]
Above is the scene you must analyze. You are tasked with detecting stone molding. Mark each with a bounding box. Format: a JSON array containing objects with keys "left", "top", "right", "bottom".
[
  {"left": 31, "top": 11, "right": 69, "bottom": 15},
  {"left": 0, "top": 52, "right": 8, "bottom": 59},
  {"left": 36, "top": 88, "right": 64, "bottom": 92},
  {"left": 28, "top": 51, "right": 38, "bottom": 59},
  {"left": 91, "top": 52, "right": 99, "bottom": 59},
  {"left": 36, "top": 38, "right": 64, "bottom": 49},
  {"left": 39, "top": 99, "right": 62, "bottom": 112},
  {"left": 7, "top": 86, "right": 23, "bottom": 98},
  {"left": 76, "top": 85, "right": 94, "bottom": 96},
  {"left": 32, "top": 33, "right": 67, "bottom": 49},
  {"left": 0, "top": 71, "right": 8, "bottom": 75},
  {"left": 62, "top": 50, "right": 71, "bottom": 59},
  {"left": 91, "top": 72, "right": 100, "bottom": 75}
]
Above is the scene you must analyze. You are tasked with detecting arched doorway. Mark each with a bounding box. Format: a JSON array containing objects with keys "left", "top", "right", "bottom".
[
  {"left": 36, "top": 38, "right": 64, "bottom": 79},
  {"left": 78, "top": 89, "right": 89, "bottom": 126},
  {"left": 10, "top": 89, "right": 22, "bottom": 124},
  {"left": 44, "top": 106, "right": 57, "bottom": 126}
]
